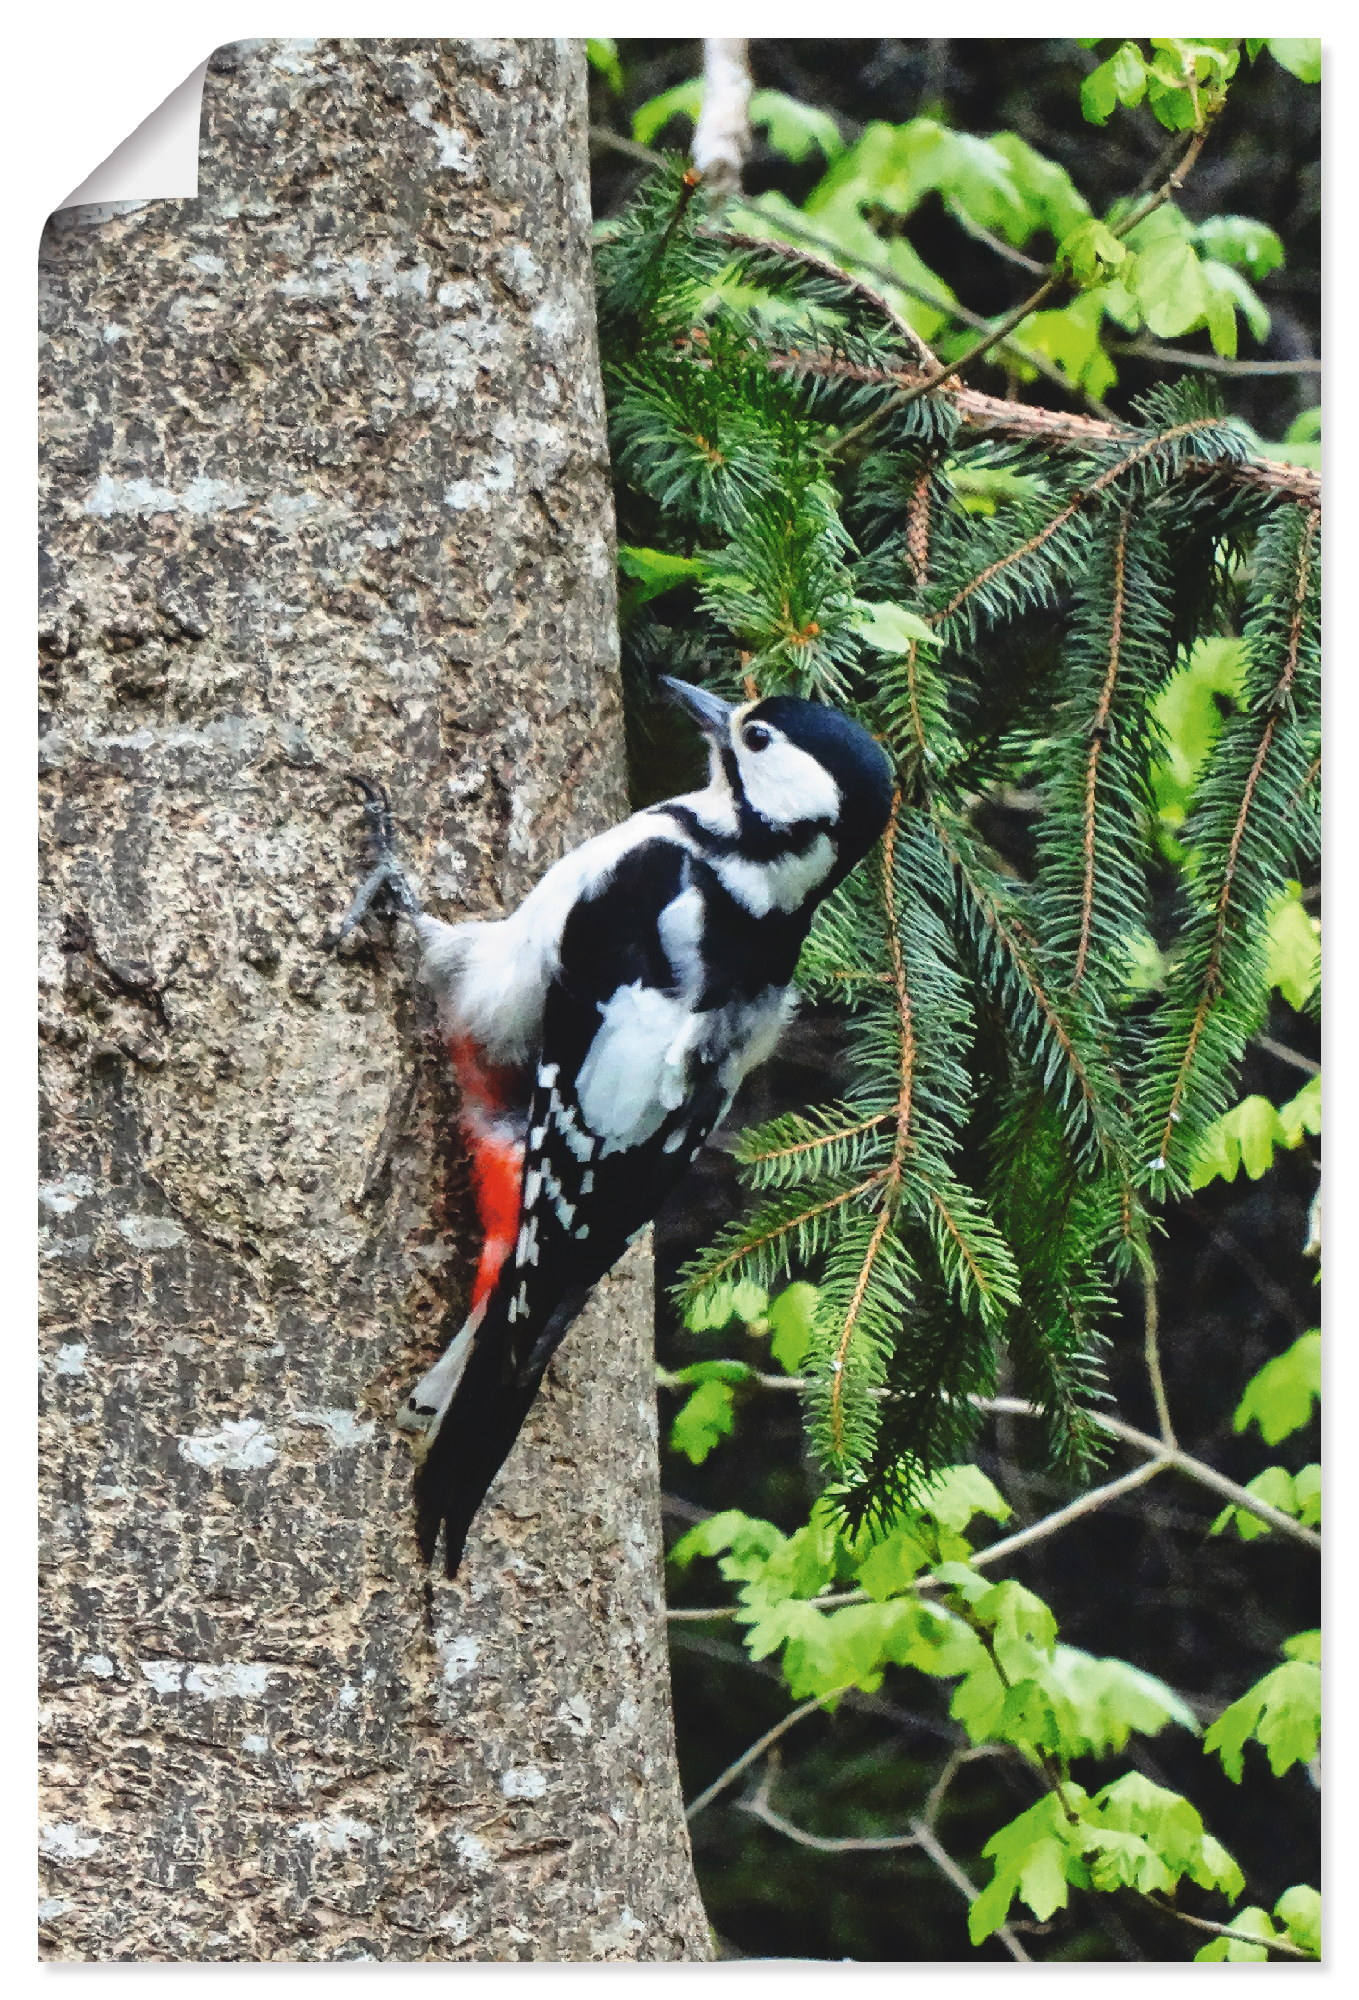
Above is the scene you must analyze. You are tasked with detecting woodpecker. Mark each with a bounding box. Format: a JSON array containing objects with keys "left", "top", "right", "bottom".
[{"left": 339, "top": 679, "right": 894, "bottom": 1577}]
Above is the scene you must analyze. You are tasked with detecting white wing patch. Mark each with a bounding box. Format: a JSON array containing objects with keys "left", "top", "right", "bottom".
[{"left": 574, "top": 983, "right": 702, "bottom": 1157}]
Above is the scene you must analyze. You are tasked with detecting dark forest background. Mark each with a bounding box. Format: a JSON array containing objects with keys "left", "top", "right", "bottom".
[{"left": 588, "top": 40, "right": 1320, "bottom": 1963}]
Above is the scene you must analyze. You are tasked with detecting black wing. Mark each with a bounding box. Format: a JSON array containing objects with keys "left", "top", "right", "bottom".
[{"left": 415, "top": 840, "right": 731, "bottom": 1576}]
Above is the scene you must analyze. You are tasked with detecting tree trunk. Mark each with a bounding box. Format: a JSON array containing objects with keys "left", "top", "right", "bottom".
[{"left": 39, "top": 36, "right": 710, "bottom": 1963}]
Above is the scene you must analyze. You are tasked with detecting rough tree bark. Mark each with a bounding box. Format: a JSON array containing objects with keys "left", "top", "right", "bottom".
[{"left": 38, "top": 37, "right": 710, "bottom": 1963}]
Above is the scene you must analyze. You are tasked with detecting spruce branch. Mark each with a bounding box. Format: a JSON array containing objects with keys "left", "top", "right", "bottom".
[
  {"left": 927, "top": 414, "right": 1239, "bottom": 634},
  {"left": 1072, "top": 510, "right": 1131, "bottom": 994},
  {"left": 1145, "top": 502, "right": 1320, "bottom": 1182}
]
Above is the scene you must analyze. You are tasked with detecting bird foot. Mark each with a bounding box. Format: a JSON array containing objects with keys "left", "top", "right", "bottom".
[{"left": 332, "top": 774, "right": 422, "bottom": 944}]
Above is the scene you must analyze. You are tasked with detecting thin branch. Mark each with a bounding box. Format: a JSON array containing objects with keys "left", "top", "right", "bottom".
[
  {"left": 979, "top": 1397, "right": 1322, "bottom": 1549},
  {"left": 670, "top": 1457, "right": 1176, "bottom": 1623},
  {"left": 945, "top": 202, "right": 1046, "bottom": 276},
  {"left": 739, "top": 1761, "right": 1033, "bottom": 1961},
  {"left": 684, "top": 1692, "right": 834, "bottom": 1820},
  {"left": 1108, "top": 338, "right": 1322, "bottom": 378},
  {"left": 1139, "top": 1250, "right": 1177, "bottom": 1448},
  {"left": 1150, "top": 1900, "right": 1314, "bottom": 1961},
  {"left": 971, "top": 1458, "right": 1169, "bottom": 1568},
  {"left": 671, "top": 1383, "right": 1321, "bottom": 1553},
  {"left": 910, "top": 1821, "right": 1033, "bottom": 1962},
  {"left": 1255, "top": 1032, "right": 1320, "bottom": 1077},
  {"left": 588, "top": 124, "right": 666, "bottom": 170},
  {"left": 740, "top": 1780, "right": 922, "bottom": 1852}
]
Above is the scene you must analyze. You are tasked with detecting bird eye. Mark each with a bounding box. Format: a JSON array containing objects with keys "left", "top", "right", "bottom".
[{"left": 742, "top": 723, "right": 772, "bottom": 753}]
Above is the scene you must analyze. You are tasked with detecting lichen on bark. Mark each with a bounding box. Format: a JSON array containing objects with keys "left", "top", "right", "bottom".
[{"left": 39, "top": 36, "right": 709, "bottom": 1962}]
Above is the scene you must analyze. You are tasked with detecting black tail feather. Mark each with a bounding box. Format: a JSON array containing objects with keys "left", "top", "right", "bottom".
[{"left": 413, "top": 1290, "right": 589, "bottom": 1578}]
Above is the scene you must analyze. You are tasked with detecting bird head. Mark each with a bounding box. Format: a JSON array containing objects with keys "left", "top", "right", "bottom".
[{"left": 660, "top": 676, "right": 895, "bottom": 874}]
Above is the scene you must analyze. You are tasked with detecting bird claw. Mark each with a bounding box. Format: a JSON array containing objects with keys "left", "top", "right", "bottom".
[{"left": 332, "top": 774, "right": 422, "bottom": 944}]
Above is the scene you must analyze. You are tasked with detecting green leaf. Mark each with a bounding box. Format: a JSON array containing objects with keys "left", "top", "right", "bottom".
[
  {"left": 1211, "top": 1463, "right": 1318, "bottom": 1541},
  {"left": 1189, "top": 1095, "right": 1283, "bottom": 1187},
  {"left": 585, "top": 38, "right": 623, "bottom": 95},
  {"left": 856, "top": 1521, "right": 933, "bottom": 1601},
  {"left": 1018, "top": 292, "right": 1118, "bottom": 400},
  {"left": 633, "top": 78, "right": 703, "bottom": 147},
  {"left": 970, "top": 1794, "right": 1078, "bottom": 1941},
  {"left": 767, "top": 1281, "right": 819, "bottom": 1373},
  {"left": 1200, "top": 258, "right": 1271, "bottom": 346},
  {"left": 918, "top": 1464, "right": 1012, "bottom": 1533},
  {"left": 1188, "top": 1077, "right": 1317, "bottom": 1190},
  {"left": 668, "top": 1509, "right": 784, "bottom": 1573},
  {"left": 1057, "top": 218, "right": 1127, "bottom": 286},
  {"left": 1195, "top": 1909, "right": 1273, "bottom": 1961},
  {"left": 683, "top": 1278, "right": 769, "bottom": 1333},
  {"left": 1283, "top": 1629, "right": 1321, "bottom": 1665},
  {"left": 988, "top": 133, "right": 1091, "bottom": 243},
  {"left": 1127, "top": 234, "right": 1209, "bottom": 340},
  {"left": 617, "top": 545, "right": 709, "bottom": 603},
  {"left": 1274, "top": 1884, "right": 1321, "bottom": 1955},
  {"left": 850, "top": 599, "right": 939, "bottom": 654},
  {"left": 1090, "top": 1771, "right": 1243, "bottom": 1898},
  {"left": 669, "top": 1377, "right": 737, "bottom": 1463},
  {"left": 1233, "top": 1332, "right": 1321, "bottom": 1445},
  {"left": 749, "top": 90, "right": 843, "bottom": 165},
  {"left": 1265, "top": 886, "right": 1321, "bottom": 1010},
  {"left": 1205, "top": 1659, "right": 1321, "bottom": 1780},
  {"left": 943, "top": 463, "right": 1047, "bottom": 516},
  {"left": 1081, "top": 43, "right": 1148, "bottom": 125},
  {"left": 1295, "top": 1461, "right": 1321, "bottom": 1528},
  {"left": 1268, "top": 39, "right": 1321, "bottom": 84},
  {"left": 1193, "top": 214, "right": 1285, "bottom": 280},
  {"left": 1151, "top": 634, "right": 1247, "bottom": 826},
  {"left": 1042, "top": 1647, "right": 1200, "bottom": 1755},
  {"left": 975, "top": 1580, "right": 1058, "bottom": 1679}
]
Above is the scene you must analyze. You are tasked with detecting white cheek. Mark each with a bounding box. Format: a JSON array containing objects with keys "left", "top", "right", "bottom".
[{"left": 739, "top": 742, "right": 841, "bottom": 826}]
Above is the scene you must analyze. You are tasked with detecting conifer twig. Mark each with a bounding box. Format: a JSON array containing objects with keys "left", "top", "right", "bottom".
[
  {"left": 757, "top": 347, "right": 1319, "bottom": 502},
  {"left": 1072, "top": 510, "right": 1131, "bottom": 994},
  {"left": 1153, "top": 504, "right": 1320, "bottom": 1171},
  {"left": 827, "top": 794, "right": 916, "bottom": 1455}
]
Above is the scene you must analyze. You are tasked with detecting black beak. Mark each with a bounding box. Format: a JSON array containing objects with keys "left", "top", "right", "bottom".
[{"left": 659, "top": 675, "right": 734, "bottom": 740}]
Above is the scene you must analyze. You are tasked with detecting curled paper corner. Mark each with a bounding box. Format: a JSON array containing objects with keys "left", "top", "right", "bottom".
[{"left": 58, "top": 57, "right": 210, "bottom": 217}]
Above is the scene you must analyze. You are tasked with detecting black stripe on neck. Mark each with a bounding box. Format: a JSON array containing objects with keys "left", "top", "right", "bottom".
[{"left": 666, "top": 802, "right": 837, "bottom": 864}]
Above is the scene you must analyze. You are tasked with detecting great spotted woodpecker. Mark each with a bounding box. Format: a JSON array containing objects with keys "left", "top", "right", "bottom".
[{"left": 340, "top": 679, "right": 894, "bottom": 1577}]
